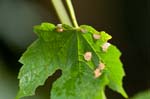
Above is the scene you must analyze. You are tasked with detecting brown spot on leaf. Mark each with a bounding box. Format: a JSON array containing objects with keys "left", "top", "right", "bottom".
[
  {"left": 98, "top": 62, "right": 105, "bottom": 70},
  {"left": 56, "top": 24, "right": 63, "bottom": 32},
  {"left": 93, "top": 34, "right": 101, "bottom": 40},
  {"left": 84, "top": 52, "right": 92, "bottom": 61},
  {"left": 94, "top": 68, "right": 102, "bottom": 78},
  {"left": 80, "top": 29, "right": 87, "bottom": 33},
  {"left": 102, "top": 42, "right": 111, "bottom": 52}
]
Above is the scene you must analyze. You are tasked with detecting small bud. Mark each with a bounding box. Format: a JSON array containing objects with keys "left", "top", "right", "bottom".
[
  {"left": 84, "top": 52, "right": 92, "bottom": 61},
  {"left": 56, "top": 24, "right": 63, "bottom": 32},
  {"left": 98, "top": 62, "right": 105, "bottom": 70},
  {"left": 94, "top": 68, "right": 102, "bottom": 78},
  {"left": 102, "top": 42, "right": 111, "bottom": 52},
  {"left": 93, "top": 34, "right": 101, "bottom": 40}
]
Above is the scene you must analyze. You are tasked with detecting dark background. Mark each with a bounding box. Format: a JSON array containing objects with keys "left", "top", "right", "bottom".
[{"left": 0, "top": 0, "right": 149, "bottom": 99}]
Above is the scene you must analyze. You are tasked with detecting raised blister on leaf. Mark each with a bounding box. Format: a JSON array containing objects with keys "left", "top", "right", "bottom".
[
  {"left": 94, "top": 68, "right": 102, "bottom": 78},
  {"left": 93, "top": 34, "right": 101, "bottom": 40},
  {"left": 98, "top": 62, "right": 105, "bottom": 70},
  {"left": 56, "top": 24, "right": 63, "bottom": 32},
  {"left": 80, "top": 28, "right": 87, "bottom": 33},
  {"left": 84, "top": 52, "right": 92, "bottom": 61},
  {"left": 94, "top": 62, "right": 105, "bottom": 78},
  {"left": 102, "top": 42, "right": 111, "bottom": 52}
]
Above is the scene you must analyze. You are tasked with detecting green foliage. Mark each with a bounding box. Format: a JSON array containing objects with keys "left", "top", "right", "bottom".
[
  {"left": 131, "top": 90, "right": 150, "bottom": 99},
  {"left": 16, "top": 23, "right": 127, "bottom": 99}
]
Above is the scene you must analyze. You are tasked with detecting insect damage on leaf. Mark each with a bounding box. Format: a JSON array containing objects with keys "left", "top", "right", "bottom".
[
  {"left": 94, "top": 62, "right": 105, "bottom": 78},
  {"left": 84, "top": 51, "right": 92, "bottom": 61},
  {"left": 93, "top": 34, "right": 101, "bottom": 40},
  {"left": 102, "top": 42, "right": 111, "bottom": 52},
  {"left": 80, "top": 28, "right": 87, "bottom": 33},
  {"left": 56, "top": 24, "right": 64, "bottom": 32},
  {"left": 98, "top": 62, "right": 105, "bottom": 71},
  {"left": 94, "top": 68, "right": 102, "bottom": 78},
  {"left": 16, "top": 22, "right": 128, "bottom": 99}
]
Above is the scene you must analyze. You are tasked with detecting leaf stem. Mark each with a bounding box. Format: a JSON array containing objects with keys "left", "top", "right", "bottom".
[
  {"left": 66, "top": 0, "right": 79, "bottom": 28},
  {"left": 51, "top": 0, "right": 73, "bottom": 26}
]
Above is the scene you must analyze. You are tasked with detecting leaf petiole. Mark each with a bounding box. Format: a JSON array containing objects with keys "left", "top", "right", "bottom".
[
  {"left": 51, "top": 0, "right": 73, "bottom": 26},
  {"left": 66, "top": 0, "right": 79, "bottom": 28}
]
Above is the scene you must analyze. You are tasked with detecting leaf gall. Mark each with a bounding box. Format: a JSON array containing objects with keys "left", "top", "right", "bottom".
[
  {"left": 94, "top": 68, "right": 102, "bottom": 78},
  {"left": 93, "top": 34, "right": 101, "bottom": 40},
  {"left": 102, "top": 42, "right": 111, "bottom": 52},
  {"left": 98, "top": 62, "right": 105, "bottom": 70},
  {"left": 84, "top": 52, "right": 92, "bottom": 61},
  {"left": 56, "top": 24, "right": 63, "bottom": 32}
]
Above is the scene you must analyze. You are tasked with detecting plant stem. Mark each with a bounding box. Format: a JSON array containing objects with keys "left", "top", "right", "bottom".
[
  {"left": 51, "top": 0, "right": 73, "bottom": 26},
  {"left": 66, "top": 0, "right": 79, "bottom": 28}
]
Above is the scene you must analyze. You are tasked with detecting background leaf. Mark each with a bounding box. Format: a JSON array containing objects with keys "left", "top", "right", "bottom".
[{"left": 131, "top": 90, "right": 150, "bottom": 99}]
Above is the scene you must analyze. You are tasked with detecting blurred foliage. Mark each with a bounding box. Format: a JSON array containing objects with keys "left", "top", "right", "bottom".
[
  {"left": 0, "top": 59, "right": 17, "bottom": 99},
  {"left": 131, "top": 90, "right": 150, "bottom": 99}
]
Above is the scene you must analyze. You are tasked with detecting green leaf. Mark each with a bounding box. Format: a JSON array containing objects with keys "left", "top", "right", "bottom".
[
  {"left": 131, "top": 90, "right": 150, "bottom": 99},
  {"left": 100, "top": 45, "right": 128, "bottom": 98},
  {"left": 16, "top": 23, "right": 127, "bottom": 99}
]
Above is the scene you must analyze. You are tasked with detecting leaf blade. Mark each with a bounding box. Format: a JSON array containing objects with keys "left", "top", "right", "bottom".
[{"left": 16, "top": 23, "right": 127, "bottom": 99}]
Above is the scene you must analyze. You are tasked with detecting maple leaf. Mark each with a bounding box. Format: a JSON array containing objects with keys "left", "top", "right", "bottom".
[{"left": 16, "top": 23, "right": 127, "bottom": 99}]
